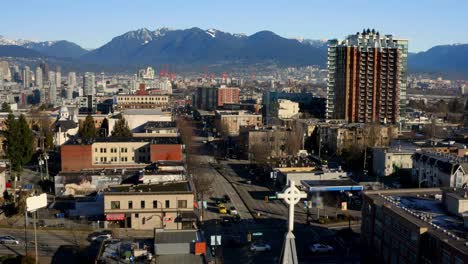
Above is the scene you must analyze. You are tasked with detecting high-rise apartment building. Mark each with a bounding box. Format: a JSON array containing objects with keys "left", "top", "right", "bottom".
[
  {"left": 83, "top": 72, "right": 95, "bottom": 96},
  {"left": 40, "top": 62, "right": 49, "bottom": 81},
  {"left": 47, "top": 71, "right": 57, "bottom": 105},
  {"left": 22, "top": 66, "right": 31, "bottom": 88},
  {"left": 55, "top": 67, "right": 61, "bottom": 88},
  {"left": 217, "top": 86, "right": 240, "bottom": 107},
  {"left": 68, "top": 72, "right": 77, "bottom": 87},
  {"left": 326, "top": 29, "right": 408, "bottom": 124},
  {"left": 35, "top": 66, "right": 43, "bottom": 88}
]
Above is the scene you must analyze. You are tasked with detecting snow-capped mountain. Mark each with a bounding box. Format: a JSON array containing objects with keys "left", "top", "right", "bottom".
[
  {"left": 0, "top": 35, "right": 34, "bottom": 46},
  {"left": 0, "top": 35, "right": 87, "bottom": 58},
  {"left": 81, "top": 27, "right": 327, "bottom": 66}
]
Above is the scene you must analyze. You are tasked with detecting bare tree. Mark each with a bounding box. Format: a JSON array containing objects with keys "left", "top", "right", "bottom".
[
  {"left": 250, "top": 142, "right": 270, "bottom": 166},
  {"left": 176, "top": 117, "right": 213, "bottom": 221}
]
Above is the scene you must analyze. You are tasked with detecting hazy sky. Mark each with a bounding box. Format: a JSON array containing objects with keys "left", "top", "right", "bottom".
[{"left": 1, "top": 0, "right": 467, "bottom": 52}]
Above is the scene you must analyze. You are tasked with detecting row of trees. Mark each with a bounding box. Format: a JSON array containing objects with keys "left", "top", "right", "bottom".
[
  {"left": 408, "top": 98, "right": 467, "bottom": 113},
  {"left": 78, "top": 115, "right": 132, "bottom": 141}
]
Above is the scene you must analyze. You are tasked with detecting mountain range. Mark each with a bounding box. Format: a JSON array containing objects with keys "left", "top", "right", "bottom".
[{"left": 1, "top": 28, "right": 468, "bottom": 77}]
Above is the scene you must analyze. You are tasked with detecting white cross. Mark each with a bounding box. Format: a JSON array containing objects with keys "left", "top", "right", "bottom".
[{"left": 277, "top": 180, "right": 307, "bottom": 232}]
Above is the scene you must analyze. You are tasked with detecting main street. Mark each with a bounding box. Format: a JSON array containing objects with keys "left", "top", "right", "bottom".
[{"left": 190, "top": 120, "right": 359, "bottom": 263}]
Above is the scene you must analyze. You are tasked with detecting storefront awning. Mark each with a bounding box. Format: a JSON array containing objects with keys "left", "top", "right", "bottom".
[{"left": 106, "top": 213, "right": 125, "bottom": 221}]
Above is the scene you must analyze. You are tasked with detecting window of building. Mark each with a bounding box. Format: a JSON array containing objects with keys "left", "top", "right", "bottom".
[
  {"left": 135, "top": 213, "right": 139, "bottom": 218},
  {"left": 128, "top": 201, "right": 133, "bottom": 209},
  {"left": 111, "top": 201, "right": 120, "bottom": 209},
  {"left": 165, "top": 200, "right": 170, "bottom": 208},
  {"left": 178, "top": 200, "right": 187, "bottom": 208},
  {"left": 95, "top": 148, "right": 98, "bottom": 152},
  {"left": 153, "top": 200, "right": 158, "bottom": 208},
  {"left": 121, "top": 148, "right": 127, "bottom": 153},
  {"left": 141, "top": 201, "right": 145, "bottom": 209},
  {"left": 142, "top": 217, "right": 145, "bottom": 225}
]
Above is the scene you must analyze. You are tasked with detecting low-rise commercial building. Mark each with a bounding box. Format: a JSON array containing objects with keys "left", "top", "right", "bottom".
[
  {"left": 372, "top": 147, "right": 414, "bottom": 177},
  {"left": 362, "top": 188, "right": 468, "bottom": 264},
  {"left": 60, "top": 137, "right": 183, "bottom": 172},
  {"left": 215, "top": 110, "right": 262, "bottom": 137},
  {"left": 115, "top": 94, "right": 171, "bottom": 110},
  {"left": 104, "top": 181, "right": 196, "bottom": 230}
]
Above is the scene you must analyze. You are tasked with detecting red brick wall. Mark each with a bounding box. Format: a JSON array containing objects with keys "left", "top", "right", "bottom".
[
  {"left": 150, "top": 144, "right": 182, "bottom": 162},
  {"left": 61, "top": 145, "right": 92, "bottom": 172}
]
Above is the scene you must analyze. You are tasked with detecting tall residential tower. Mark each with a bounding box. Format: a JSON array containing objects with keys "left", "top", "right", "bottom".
[{"left": 326, "top": 29, "right": 408, "bottom": 124}]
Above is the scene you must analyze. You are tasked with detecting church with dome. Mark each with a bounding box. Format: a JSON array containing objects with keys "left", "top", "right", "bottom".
[{"left": 54, "top": 106, "right": 79, "bottom": 146}]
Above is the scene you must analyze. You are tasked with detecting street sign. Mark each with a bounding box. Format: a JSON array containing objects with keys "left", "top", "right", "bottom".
[
  {"left": 210, "top": 235, "right": 222, "bottom": 246},
  {"left": 252, "top": 232, "right": 263, "bottom": 236},
  {"left": 268, "top": 196, "right": 277, "bottom": 200},
  {"left": 312, "top": 196, "right": 323, "bottom": 209}
]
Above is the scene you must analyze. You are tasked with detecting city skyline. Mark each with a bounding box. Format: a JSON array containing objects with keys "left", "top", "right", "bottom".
[{"left": 1, "top": 0, "right": 467, "bottom": 52}]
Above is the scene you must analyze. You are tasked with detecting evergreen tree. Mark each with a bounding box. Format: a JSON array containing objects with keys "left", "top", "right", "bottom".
[
  {"left": 1, "top": 102, "right": 11, "bottom": 113},
  {"left": 111, "top": 116, "right": 132, "bottom": 137},
  {"left": 5, "top": 114, "right": 34, "bottom": 173},
  {"left": 79, "top": 115, "right": 96, "bottom": 141},
  {"left": 99, "top": 118, "right": 109, "bottom": 137}
]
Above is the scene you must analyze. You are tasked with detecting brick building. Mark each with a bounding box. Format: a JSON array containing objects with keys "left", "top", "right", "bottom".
[
  {"left": 217, "top": 86, "right": 240, "bottom": 107},
  {"left": 61, "top": 137, "right": 183, "bottom": 172}
]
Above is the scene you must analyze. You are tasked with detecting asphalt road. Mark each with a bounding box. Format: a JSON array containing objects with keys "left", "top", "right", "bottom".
[{"left": 0, "top": 228, "right": 90, "bottom": 263}]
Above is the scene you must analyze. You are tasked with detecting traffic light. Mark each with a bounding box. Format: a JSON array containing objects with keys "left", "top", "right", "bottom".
[
  {"left": 264, "top": 196, "right": 269, "bottom": 203},
  {"left": 247, "top": 232, "right": 252, "bottom": 242}
]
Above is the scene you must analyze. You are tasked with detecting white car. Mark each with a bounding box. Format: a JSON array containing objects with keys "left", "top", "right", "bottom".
[
  {"left": 91, "top": 234, "right": 112, "bottom": 242},
  {"left": 229, "top": 207, "right": 238, "bottom": 215},
  {"left": 310, "top": 244, "right": 334, "bottom": 253},
  {"left": 0, "top": 236, "right": 20, "bottom": 245},
  {"left": 250, "top": 243, "right": 271, "bottom": 252}
]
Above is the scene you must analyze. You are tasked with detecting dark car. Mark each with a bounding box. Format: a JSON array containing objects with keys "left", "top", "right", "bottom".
[
  {"left": 232, "top": 215, "right": 241, "bottom": 223},
  {"left": 222, "top": 195, "right": 231, "bottom": 203},
  {"left": 221, "top": 216, "right": 232, "bottom": 226}
]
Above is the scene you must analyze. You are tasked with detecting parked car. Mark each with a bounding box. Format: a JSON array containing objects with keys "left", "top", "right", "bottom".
[
  {"left": 218, "top": 204, "right": 227, "bottom": 214},
  {"left": 222, "top": 195, "right": 231, "bottom": 203},
  {"left": 221, "top": 216, "right": 232, "bottom": 226},
  {"left": 0, "top": 236, "right": 19, "bottom": 245},
  {"left": 90, "top": 234, "right": 112, "bottom": 242},
  {"left": 88, "top": 230, "right": 113, "bottom": 241},
  {"left": 310, "top": 244, "right": 334, "bottom": 253},
  {"left": 232, "top": 215, "right": 242, "bottom": 223},
  {"left": 229, "top": 206, "right": 238, "bottom": 215},
  {"left": 250, "top": 243, "right": 271, "bottom": 252}
]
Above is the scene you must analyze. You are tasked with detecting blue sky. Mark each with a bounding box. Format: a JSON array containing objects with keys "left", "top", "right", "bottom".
[{"left": 1, "top": 0, "right": 467, "bottom": 52}]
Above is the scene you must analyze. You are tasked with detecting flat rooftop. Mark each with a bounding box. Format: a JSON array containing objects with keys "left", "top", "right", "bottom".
[
  {"left": 144, "top": 121, "right": 177, "bottom": 130},
  {"left": 66, "top": 136, "right": 181, "bottom": 145},
  {"left": 105, "top": 181, "right": 192, "bottom": 194},
  {"left": 366, "top": 188, "right": 468, "bottom": 255}
]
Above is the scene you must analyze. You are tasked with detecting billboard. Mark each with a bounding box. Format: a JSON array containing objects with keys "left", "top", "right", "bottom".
[
  {"left": 55, "top": 174, "right": 122, "bottom": 196},
  {"left": 26, "top": 193, "right": 47, "bottom": 212}
]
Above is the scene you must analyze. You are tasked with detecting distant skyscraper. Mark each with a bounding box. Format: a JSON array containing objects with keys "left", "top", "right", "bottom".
[
  {"left": 326, "top": 29, "right": 408, "bottom": 124},
  {"left": 66, "top": 72, "right": 75, "bottom": 101},
  {"left": 83, "top": 72, "right": 95, "bottom": 96},
  {"left": 0, "top": 61, "right": 11, "bottom": 81},
  {"left": 40, "top": 62, "right": 49, "bottom": 81},
  {"left": 22, "top": 66, "right": 31, "bottom": 88},
  {"left": 68, "top": 71, "right": 77, "bottom": 87},
  {"left": 35, "top": 66, "right": 43, "bottom": 88},
  {"left": 55, "top": 67, "right": 61, "bottom": 88},
  {"left": 47, "top": 71, "right": 57, "bottom": 104}
]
